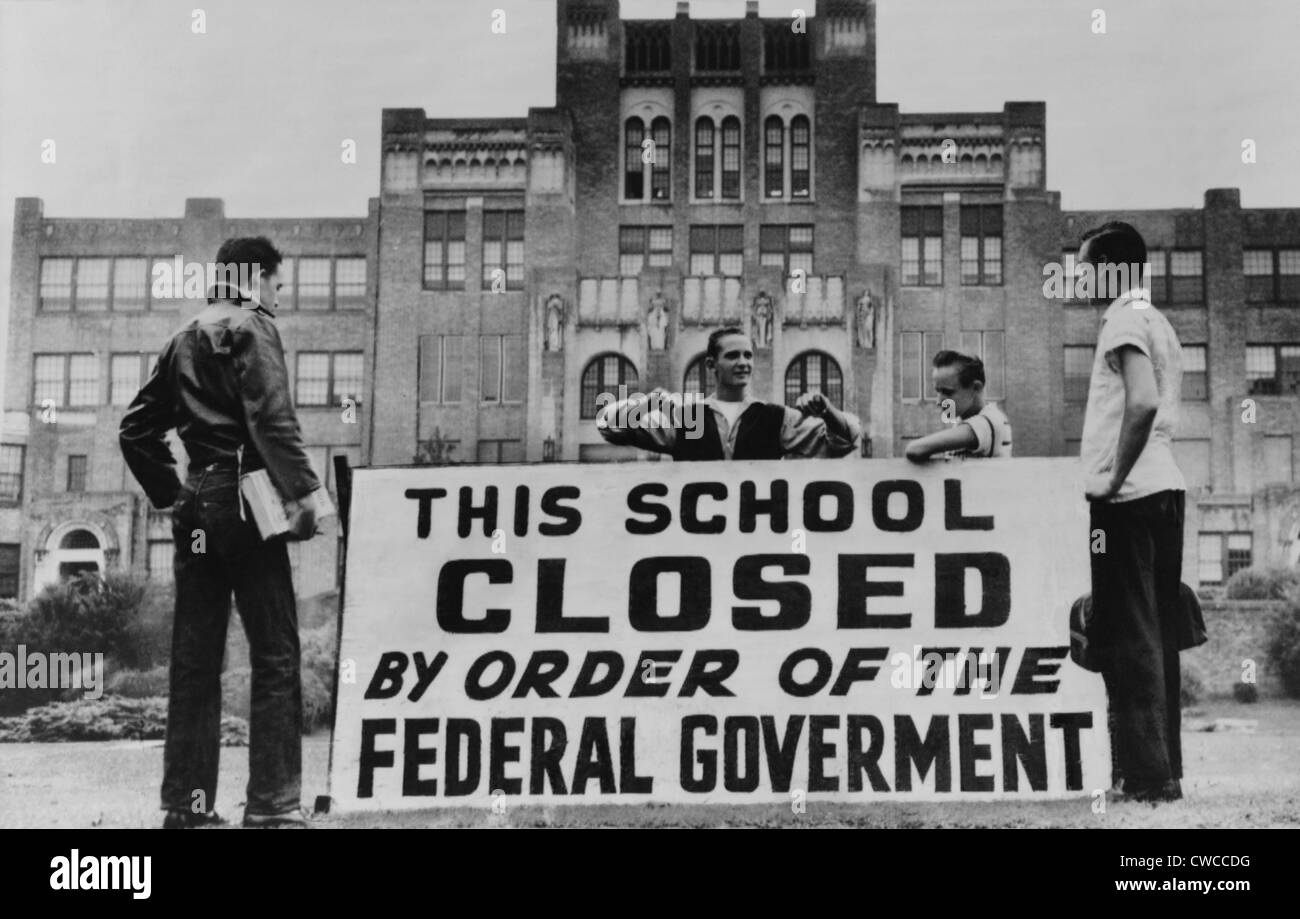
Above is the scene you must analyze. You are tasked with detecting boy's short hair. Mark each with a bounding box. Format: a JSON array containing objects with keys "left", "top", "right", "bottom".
[
  {"left": 932, "top": 349, "right": 986, "bottom": 387},
  {"left": 209, "top": 236, "right": 283, "bottom": 301},
  {"left": 707, "top": 326, "right": 748, "bottom": 360},
  {"left": 1080, "top": 220, "right": 1147, "bottom": 270}
]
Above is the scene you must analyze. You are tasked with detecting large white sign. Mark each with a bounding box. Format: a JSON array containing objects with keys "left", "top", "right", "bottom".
[{"left": 329, "top": 458, "right": 1107, "bottom": 809}]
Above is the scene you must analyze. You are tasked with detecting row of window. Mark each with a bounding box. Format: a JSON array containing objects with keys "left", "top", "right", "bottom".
[
  {"left": 578, "top": 350, "right": 845, "bottom": 420},
  {"left": 1058, "top": 250, "right": 1205, "bottom": 303},
  {"left": 31, "top": 351, "right": 364, "bottom": 409},
  {"left": 1063, "top": 344, "right": 1210, "bottom": 401},
  {"left": 623, "top": 114, "right": 812, "bottom": 203},
  {"left": 423, "top": 210, "right": 524, "bottom": 289},
  {"left": 622, "top": 21, "right": 811, "bottom": 75},
  {"left": 902, "top": 206, "right": 1004, "bottom": 287},
  {"left": 38, "top": 256, "right": 366, "bottom": 312},
  {"left": 419, "top": 335, "right": 526, "bottom": 405},
  {"left": 1243, "top": 249, "right": 1300, "bottom": 302},
  {"left": 899, "top": 331, "right": 1006, "bottom": 402}
]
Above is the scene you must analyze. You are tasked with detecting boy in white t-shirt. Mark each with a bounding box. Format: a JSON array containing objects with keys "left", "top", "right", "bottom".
[{"left": 904, "top": 350, "right": 1013, "bottom": 462}]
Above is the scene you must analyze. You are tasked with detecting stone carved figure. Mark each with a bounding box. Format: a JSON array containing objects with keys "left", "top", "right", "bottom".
[
  {"left": 856, "top": 289, "right": 877, "bottom": 349},
  {"left": 646, "top": 290, "right": 670, "bottom": 350},
  {"left": 751, "top": 291, "right": 774, "bottom": 349},
  {"left": 544, "top": 294, "right": 565, "bottom": 352}
]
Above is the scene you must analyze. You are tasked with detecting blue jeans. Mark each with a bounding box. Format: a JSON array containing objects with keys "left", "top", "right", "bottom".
[{"left": 162, "top": 464, "right": 302, "bottom": 815}]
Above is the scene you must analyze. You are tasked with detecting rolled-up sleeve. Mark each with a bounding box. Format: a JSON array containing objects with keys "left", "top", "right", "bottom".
[
  {"left": 595, "top": 393, "right": 680, "bottom": 454},
  {"left": 780, "top": 407, "right": 862, "bottom": 458}
]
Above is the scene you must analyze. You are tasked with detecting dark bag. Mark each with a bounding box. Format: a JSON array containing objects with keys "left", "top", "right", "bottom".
[{"left": 1069, "top": 582, "right": 1207, "bottom": 673}]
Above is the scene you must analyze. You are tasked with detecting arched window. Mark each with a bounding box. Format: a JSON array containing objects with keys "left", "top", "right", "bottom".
[
  {"left": 581, "top": 353, "right": 640, "bottom": 419},
  {"left": 650, "top": 117, "right": 671, "bottom": 200},
  {"left": 683, "top": 354, "right": 711, "bottom": 395},
  {"left": 764, "top": 116, "right": 785, "bottom": 198},
  {"left": 694, "top": 118, "right": 715, "bottom": 199},
  {"left": 60, "top": 529, "right": 100, "bottom": 550},
  {"left": 720, "top": 116, "right": 741, "bottom": 199},
  {"left": 624, "top": 118, "right": 645, "bottom": 200},
  {"left": 785, "top": 351, "right": 843, "bottom": 409},
  {"left": 790, "top": 115, "right": 811, "bottom": 197}
]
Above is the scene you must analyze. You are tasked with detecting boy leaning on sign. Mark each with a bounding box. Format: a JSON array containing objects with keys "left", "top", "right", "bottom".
[
  {"left": 1077, "top": 220, "right": 1187, "bottom": 804},
  {"left": 904, "top": 350, "right": 1013, "bottom": 462}
]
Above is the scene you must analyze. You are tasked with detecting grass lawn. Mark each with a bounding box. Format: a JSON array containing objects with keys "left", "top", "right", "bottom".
[{"left": 2, "top": 699, "right": 1297, "bottom": 829}]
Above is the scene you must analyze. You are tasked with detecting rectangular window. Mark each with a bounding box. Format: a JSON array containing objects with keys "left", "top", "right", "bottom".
[
  {"left": 619, "top": 227, "right": 672, "bottom": 276},
  {"left": 147, "top": 540, "right": 173, "bottom": 580},
  {"left": 280, "top": 257, "right": 296, "bottom": 308},
  {"left": 110, "top": 353, "right": 153, "bottom": 407},
  {"left": 1146, "top": 249, "right": 1166, "bottom": 303},
  {"left": 650, "top": 119, "right": 671, "bottom": 201},
  {"left": 75, "top": 258, "right": 110, "bottom": 311},
  {"left": 1246, "top": 343, "right": 1300, "bottom": 395},
  {"left": 480, "top": 335, "right": 524, "bottom": 404},
  {"left": 1169, "top": 250, "right": 1203, "bottom": 303},
  {"left": 690, "top": 225, "right": 743, "bottom": 277},
  {"left": 331, "top": 352, "right": 363, "bottom": 405},
  {"left": 721, "top": 117, "right": 741, "bottom": 199},
  {"left": 1227, "top": 533, "right": 1253, "bottom": 578},
  {"left": 33, "top": 355, "right": 65, "bottom": 406},
  {"left": 476, "top": 439, "right": 525, "bottom": 464},
  {"left": 297, "top": 258, "right": 332, "bottom": 309},
  {"left": 760, "top": 225, "right": 814, "bottom": 275},
  {"left": 419, "top": 335, "right": 465, "bottom": 404},
  {"left": 1181, "top": 344, "right": 1208, "bottom": 400},
  {"left": 66, "top": 455, "right": 87, "bottom": 492},
  {"left": 39, "top": 258, "right": 74, "bottom": 311},
  {"left": 1197, "top": 533, "right": 1223, "bottom": 584},
  {"left": 1279, "top": 249, "right": 1300, "bottom": 301},
  {"left": 0, "top": 544, "right": 18, "bottom": 598},
  {"left": 423, "top": 212, "right": 467, "bottom": 288},
  {"left": 764, "top": 117, "right": 784, "bottom": 198},
  {"left": 483, "top": 211, "right": 525, "bottom": 288},
  {"left": 900, "top": 332, "right": 922, "bottom": 401},
  {"left": 695, "top": 119, "right": 715, "bottom": 199},
  {"left": 67, "top": 354, "right": 99, "bottom": 407},
  {"left": 957, "top": 331, "right": 1006, "bottom": 401},
  {"left": 790, "top": 116, "right": 811, "bottom": 198},
  {"left": 112, "top": 258, "right": 149, "bottom": 310},
  {"left": 1064, "top": 346, "right": 1094, "bottom": 403},
  {"left": 901, "top": 206, "right": 943, "bottom": 285},
  {"left": 0, "top": 446, "right": 23, "bottom": 504},
  {"left": 295, "top": 353, "right": 331, "bottom": 406},
  {"left": 960, "top": 205, "right": 1002, "bottom": 285},
  {"left": 1244, "top": 249, "right": 1274, "bottom": 302},
  {"left": 335, "top": 257, "right": 367, "bottom": 308}
]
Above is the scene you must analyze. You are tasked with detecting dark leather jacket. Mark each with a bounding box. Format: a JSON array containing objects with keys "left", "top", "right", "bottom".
[{"left": 119, "top": 286, "right": 321, "bottom": 509}]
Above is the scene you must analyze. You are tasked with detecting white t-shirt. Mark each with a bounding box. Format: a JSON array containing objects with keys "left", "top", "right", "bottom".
[
  {"left": 1080, "top": 290, "right": 1185, "bottom": 501},
  {"left": 961, "top": 402, "right": 1013, "bottom": 457},
  {"left": 712, "top": 399, "right": 746, "bottom": 431}
]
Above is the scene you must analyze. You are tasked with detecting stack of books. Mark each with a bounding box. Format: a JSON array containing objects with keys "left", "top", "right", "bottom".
[{"left": 239, "top": 468, "right": 336, "bottom": 539}]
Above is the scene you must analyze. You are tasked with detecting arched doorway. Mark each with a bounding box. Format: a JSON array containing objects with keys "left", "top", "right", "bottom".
[{"left": 33, "top": 524, "right": 107, "bottom": 593}]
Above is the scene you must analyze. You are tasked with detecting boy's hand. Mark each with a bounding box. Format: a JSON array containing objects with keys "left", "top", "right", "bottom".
[
  {"left": 905, "top": 441, "right": 930, "bottom": 463},
  {"left": 1084, "top": 474, "right": 1118, "bottom": 502},
  {"left": 796, "top": 392, "right": 830, "bottom": 417},
  {"left": 285, "top": 492, "right": 318, "bottom": 540}
]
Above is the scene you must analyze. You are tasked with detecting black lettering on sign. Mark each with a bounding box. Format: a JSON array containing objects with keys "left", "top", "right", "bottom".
[
  {"left": 570, "top": 651, "right": 625, "bottom": 698},
  {"left": 620, "top": 718, "right": 653, "bottom": 793},
  {"left": 572, "top": 718, "right": 617, "bottom": 795},
  {"left": 1049, "top": 712, "right": 1093, "bottom": 791},
  {"left": 761, "top": 715, "right": 805, "bottom": 793},
  {"left": 1000, "top": 713, "right": 1046, "bottom": 792},
  {"left": 808, "top": 715, "right": 839, "bottom": 792},
  {"left": 465, "top": 651, "right": 516, "bottom": 701},
  {"left": 894, "top": 715, "right": 952, "bottom": 792},
  {"left": 957, "top": 713, "right": 995, "bottom": 792},
  {"left": 357, "top": 718, "right": 396, "bottom": 798},
  {"left": 681, "top": 715, "right": 717, "bottom": 793},
  {"left": 682, "top": 482, "right": 727, "bottom": 534},
  {"left": 408, "top": 651, "right": 448, "bottom": 702},
  {"left": 934, "top": 553, "right": 1010, "bottom": 628},
  {"left": 536, "top": 559, "right": 609, "bottom": 633},
  {"left": 629, "top": 558, "right": 711, "bottom": 632},
  {"left": 625, "top": 483, "right": 671, "bottom": 535},
  {"left": 677, "top": 649, "right": 739, "bottom": 697},
  {"left": 364, "top": 652, "right": 407, "bottom": 699},
  {"left": 723, "top": 717, "right": 760, "bottom": 793},
  {"left": 404, "top": 718, "right": 440, "bottom": 797},
  {"left": 914, "top": 647, "right": 960, "bottom": 697},
  {"left": 445, "top": 719, "right": 482, "bottom": 797},
  {"left": 944, "top": 479, "right": 993, "bottom": 530},
  {"left": 829, "top": 647, "right": 889, "bottom": 696},
  {"left": 739, "top": 479, "right": 789, "bottom": 533},
  {"left": 625, "top": 650, "right": 681, "bottom": 697},
  {"left": 529, "top": 718, "right": 568, "bottom": 795},
  {"left": 838, "top": 555, "right": 914, "bottom": 629},
  {"left": 513, "top": 485, "right": 530, "bottom": 537},
  {"left": 437, "top": 560, "right": 511, "bottom": 633},
  {"left": 778, "top": 648, "right": 833, "bottom": 697},
  {"left": 459, "top": 485, "right": 498, "bottom": 538},
  {"left": 539, "top": 486, "right": 582, "bottom": 536},
  {"left": 490, "top": 718, "right": 525, "bottom": 796},
  {"left": 872, "top": 480, "right": 924, "bottom": 532},
  {"left": 846, "top": 715, "right": 889, "bottom": 792},
  {"left": 1011, "top": 647, "right": 1069, "bottom": 694},
  {"left": 732, "top": 554, "right": 811, "bottom": 631},
  {"left": 404, "top": 488, "right": 448, "bottom": 539},
  {"left": 803, "top": 481, "right": 854, "bottom": 532},
  {"left": 512, "top": 650, "right": 570, "bottom": 699}
]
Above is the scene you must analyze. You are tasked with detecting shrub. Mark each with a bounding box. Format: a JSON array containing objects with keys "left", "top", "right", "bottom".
[
  {"left": 1224, "top": 566, "right": 1300, "bottom": 601},
  {"left": 0, "top": 697, "right": 247, "bottom": 745},
  {"left": 1266, "top": 602, "right": 1300, "bottom": 698},
  {"left": 1233, "top": 681, "right": 1259, "bottom": 704},
  {"left": 1180, "top": 664, "right": 1204, "bottom": 708},
  {"left": 106, "top": 665, "right": 171, "bottom": 699}
]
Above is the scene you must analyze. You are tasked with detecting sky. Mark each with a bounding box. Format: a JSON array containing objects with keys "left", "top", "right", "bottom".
[{"left": 1, "top": 0, "right": 1297, "bottom": 408}]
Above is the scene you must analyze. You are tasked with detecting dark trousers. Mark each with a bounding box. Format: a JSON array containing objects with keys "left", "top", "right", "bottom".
[
  {"left": 1089, "top": 489, "right": 1185, "bottom": 789},
  {"left": 162, "top": 464, "right": 302, "bottom": 815}
]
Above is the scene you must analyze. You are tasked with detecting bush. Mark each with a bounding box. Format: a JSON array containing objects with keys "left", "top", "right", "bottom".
[
  {"left": 1180, "top": 664, "right": 1204, "bottom": 708},
  {"left": 1266, "top": 603, "right": 1300, "bottom": 698},
  {"left": 106, "top": 665, "right": 171, "bottom": 699},
  {"left": 1224, "top": 566, "right": 1300, "bottom": 601},
  {"left": 1233, "top": 681, "right": 1259, "bottom": 704},
  {"left": 0, "top": 697, "right": 247, "bottom": 745}
]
